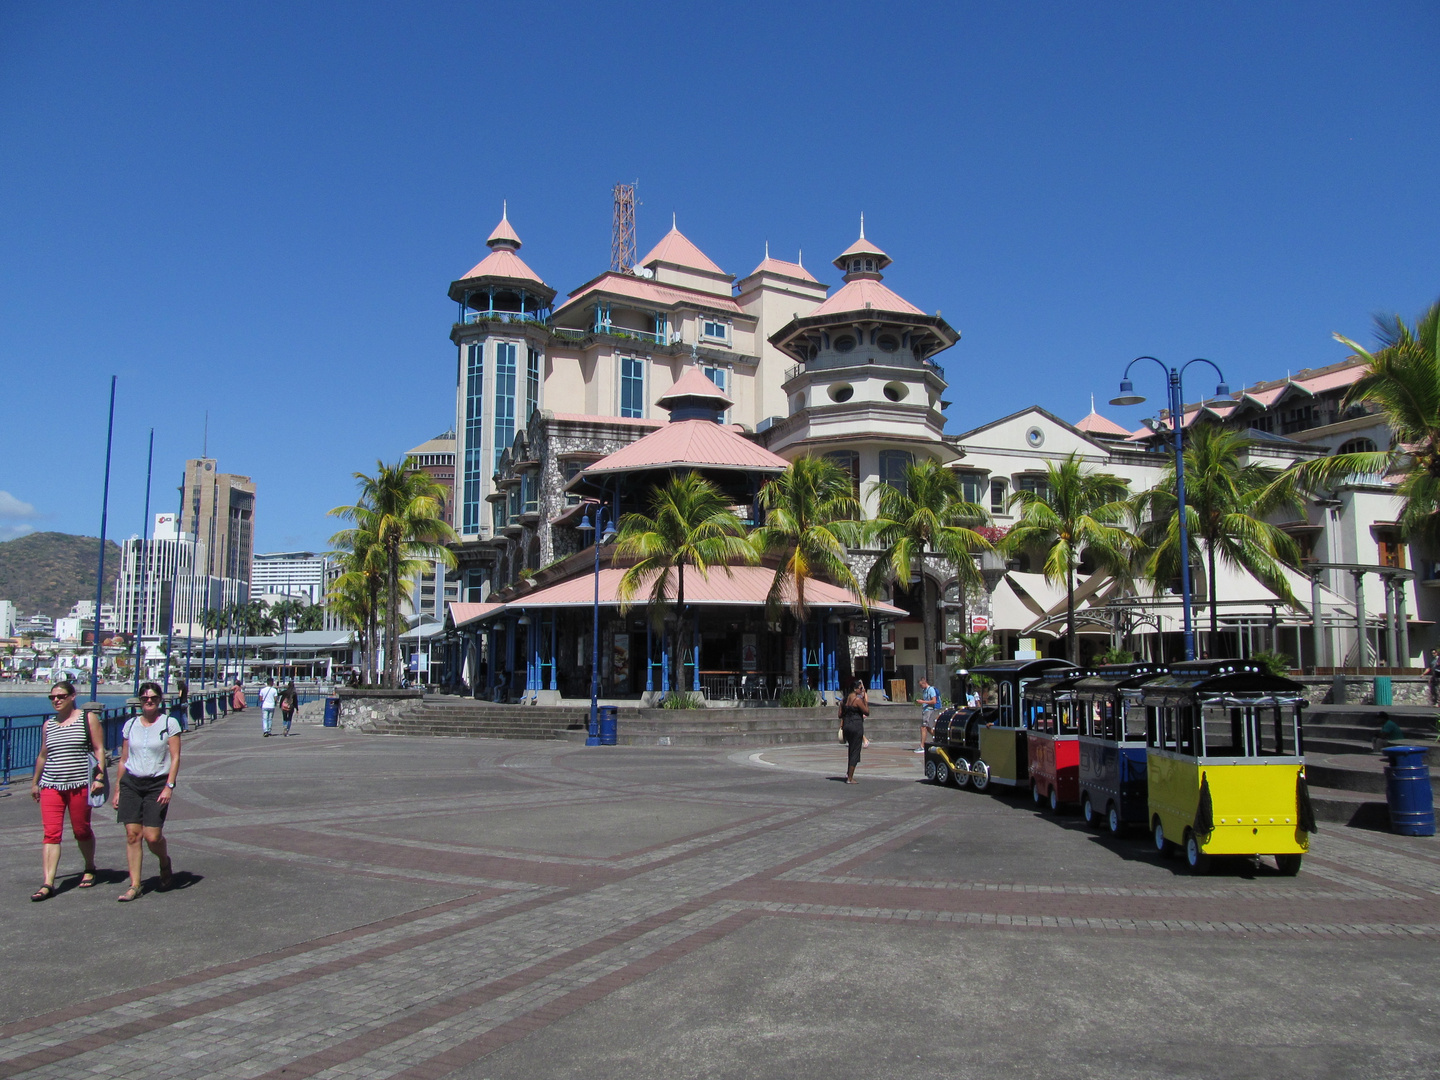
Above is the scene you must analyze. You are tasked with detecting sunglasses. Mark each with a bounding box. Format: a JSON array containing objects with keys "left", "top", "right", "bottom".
[
  {"left": 139, "top": 695, "right": 162, "bottom": 702},
  {"left": 49, "top": 693, "right": 73, "bottom": 701}
]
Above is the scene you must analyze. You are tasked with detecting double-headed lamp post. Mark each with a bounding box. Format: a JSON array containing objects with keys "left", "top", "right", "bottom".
[
  {"left": 577, "top": 505, "right": 617, "bottom": 745},
  {"left": 1110, "top": 356, "right": 1230, "bottom": 662}
]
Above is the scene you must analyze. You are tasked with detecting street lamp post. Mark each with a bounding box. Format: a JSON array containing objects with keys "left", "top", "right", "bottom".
[
  {"left": 577, "top": 505, "right": 617, "bottom": 745},
  {"left": 1111, "top": 356, "right": 1230, "bottom": 662}
]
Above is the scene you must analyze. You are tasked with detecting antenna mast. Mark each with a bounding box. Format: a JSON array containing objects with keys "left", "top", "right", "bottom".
[{"left": 611, "top": 182, "right": 636, "bottom": 272}]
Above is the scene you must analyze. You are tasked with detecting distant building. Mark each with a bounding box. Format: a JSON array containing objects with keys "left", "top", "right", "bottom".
[
  {"left": 251, "top": 551, "right": 330, "bottom": 606},
  {"left": 0, "top": 600, "right": 14, "bottom": 637},
  {"left": 15, "top": 614, "right": 55, "bottom": 638},
  {"left": 180, "top": 459, "right": 256, "bottom": 585},
  {"left": 407, "top": 430, "right": 456, "bottom": 526},
  {"left": 399, "top": 431, "right": 459, "bottom": 626},
  {"left": 66, "top": 600, "right": 117, "bottom": 632},
  {"left": 113, "top": 513, "right": 246, "bottom": 640},
  {"left": 54, "top": 617, "right": 82, "bottom": 642}
]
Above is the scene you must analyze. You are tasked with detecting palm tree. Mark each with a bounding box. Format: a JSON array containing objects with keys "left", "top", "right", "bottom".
[
  {"left": 269, "top": 598, "right": 306, "bottom": 633},
  {"left": 751, "top": 457, "right": 865, "bottom": 692},
  {"left": 1134, "top": 425, "right": 1304, "bottom": 651},
  {"left": 1294, "top": 297, "right": 1440, "bottom": 542},
  {"left": 866, "top": 458, "right": 992, "bottom": 685},
  {"left": 329, "top": 510, "right": 386, "bottom": 686},
  {"left": 1002, "top": 452, "right": 1135, "bottom": 663},
  {"left": 325, "top": 568, "right": 377, "bottom": 682},
  {"left": 295, "top": 602, "right": 325, "bottom": 632},
  {"left": 613, "top": 473, "right": 755, "bottom": 695},
  {"left": 331, "top": 460, "right": 457, "bottom": 688}
]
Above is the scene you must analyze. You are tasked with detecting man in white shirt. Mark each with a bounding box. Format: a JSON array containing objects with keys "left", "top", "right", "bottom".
[
  {"left": 259, "top": 678, "right": 279, "bottom": 737},
  {"left": 915, "top": 677, "right": 939, "bottom": 753}
]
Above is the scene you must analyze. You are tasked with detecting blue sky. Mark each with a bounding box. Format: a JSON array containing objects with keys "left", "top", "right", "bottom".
[{"left": 1, "top": 1, "right": 1436, "bottom": 553}]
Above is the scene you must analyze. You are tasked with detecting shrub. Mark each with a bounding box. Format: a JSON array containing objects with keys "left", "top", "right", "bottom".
[
  {"left": 1250, "top": 650, "right": 1293, "bottom": 677},
  {"left": 660, "top": 691, "right": 704, "bottom": 710},
  {"left": 1098, "top": 646, "right": 1135, "bottom": 664},
  {"left": 779, "top": 688, "right": 819, "bottom": 708}
]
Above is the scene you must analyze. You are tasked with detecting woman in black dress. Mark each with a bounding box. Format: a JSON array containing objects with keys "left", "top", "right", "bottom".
[{"left": 839, "top": 679, "right": 869, "bottom": 784}]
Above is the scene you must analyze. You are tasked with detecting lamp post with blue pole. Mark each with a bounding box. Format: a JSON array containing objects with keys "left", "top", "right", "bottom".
[
  {"left": 1110, "top": 356, "right": 1230, "bottom": 662},
  {"left": 577, "top": 505, "right": 617, "bottom": 745}
]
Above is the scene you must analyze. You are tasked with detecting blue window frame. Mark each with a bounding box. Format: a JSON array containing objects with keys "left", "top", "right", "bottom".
[
  {"left": 462, "top": 342, "right": 484, "bottom": 533},
  {"left": 620, "top": 356, "right": 645, "bottom": 418},
  {"left": 494, "top": 343, "right": 516, "bottom": 468},
  {"left": 526, "top": 347, "right": 540, "bottom": 421},
  {"left": 879, "top": 449, "right": 913, "bottom": 493}
]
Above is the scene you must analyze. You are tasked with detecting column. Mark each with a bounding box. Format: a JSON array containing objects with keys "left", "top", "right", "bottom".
[
  {"left": 1383, "top": 575, "right": 1398, "bottom": 670},
  {"left": 549, "top": 614, "right": 558, "bottom": 691},
  {"left": 645, "top": 620, "right": 654, "bottom": 693},
  {"left": 1310, "top": 573, "right": 1325, "bottom": 672},
  {"left": 868, "top": 617, "right": 882, "bottom": 692},
  {"left": 1352, "top": 569, "right": 1367, "bottom": 669}
]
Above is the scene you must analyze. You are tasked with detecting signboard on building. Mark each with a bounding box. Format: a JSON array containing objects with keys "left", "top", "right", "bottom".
[{"left": 969, "top": 615, "right": 989, "bottom": 633}]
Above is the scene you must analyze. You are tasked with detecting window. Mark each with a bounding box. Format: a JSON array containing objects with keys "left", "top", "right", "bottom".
[
  {"left": 1376, "top": 529, "right": 1406, "bottom": 569},
  {"left": 522, "top": 469, "right": 538, "bottom": 514},
  {"left": 877, "top": 334, "right": 899, "bottom": 353},
  {"left": 1338, "top": 437, "right": 1377, "bottom": 455},
  {"left": 701, "top": 319, "right": 730, "bottom": 344},
  {"left": 1017, "top": 474, "right": 1051, "bottom": 503},
  {"left": 828, "top": 383, "right": 853, "bottom": 403},
  {"left": 508, "top": 484, "right": 521, "bottom": 523},
  {"left": 834, "top": 335, "right": 856, "bottom": 353},
  {"left": 620, "top": 356, "right": 646, "bottom": 418},
  {"left": 703, "top": 365, "right": 729, "bottom": 421},
  {"left": 494, "top": 342, "right": 516, "bottom": 468},
  {"left": 824, "top": 450, "right": 861, "bottom": 499},
  {"left": 958, "top": 472, "right": 985, "bottom": 505},
  {"left": 491, "top": 500, "right": 505, "bottom": 533},
  {"left": 1279, "top": 404, "right": 1317, "bottom": 435},
  {"left": 526, "top": 348, "right": 540, "bottom": 421},
  {"left": 879, "top": 450, "right": 912, "bottom": 492},
  {"left": 462, "top": 343, "right": 484, "bottom": 533},
  {"left": 1249, "top": 415, "right": 1274, "bottom": 433},
  {"left": 990, "top": 478, "right": 1007, "bottom": 514}
]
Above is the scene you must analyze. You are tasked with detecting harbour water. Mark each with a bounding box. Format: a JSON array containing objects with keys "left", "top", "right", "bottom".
[{"left": 1, "top": 694, "right": 136, "bottom": 720}]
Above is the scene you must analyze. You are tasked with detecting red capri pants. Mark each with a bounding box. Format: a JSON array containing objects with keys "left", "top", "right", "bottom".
[{"left": 40, "top": 787, "right": 94, "bottom": 844}]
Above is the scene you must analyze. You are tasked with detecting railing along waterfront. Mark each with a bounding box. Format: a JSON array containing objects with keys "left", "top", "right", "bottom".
[{"left": 0, "top": 689, "right": 236, "bottom": 786}]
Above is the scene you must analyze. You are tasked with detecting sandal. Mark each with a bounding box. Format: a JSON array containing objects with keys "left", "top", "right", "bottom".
[
  {"left": 158, "top": 859, "right": 173, "bottom": 890},
  {"left": 77, "top": 870, "right": 97, "bottom": 889},
  {"left": 30, "top": 884, "right": 56, "bottom": 902},
  {"left": 117, "top": 885, "right": 142, "bottom": 903}
]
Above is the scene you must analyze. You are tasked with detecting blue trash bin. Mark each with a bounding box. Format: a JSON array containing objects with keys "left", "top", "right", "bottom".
[
  {"left": 323, "top": 696, "right": 340, "bottom": 727},
  {"left": 597, "top": 705, "right": 618, "bottom": 746},
  {"left": 1380, "top": 746, "right": 1436, "bottom": 836}
]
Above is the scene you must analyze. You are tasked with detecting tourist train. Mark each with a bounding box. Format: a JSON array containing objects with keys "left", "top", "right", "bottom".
[{"left": 923, "top": 657, "right": 1314, "bottom": 874}]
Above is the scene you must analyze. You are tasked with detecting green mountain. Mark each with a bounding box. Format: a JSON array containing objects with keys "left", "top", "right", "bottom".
[{"left": 0, "top": 532, "right": 122, "bottom": 620}]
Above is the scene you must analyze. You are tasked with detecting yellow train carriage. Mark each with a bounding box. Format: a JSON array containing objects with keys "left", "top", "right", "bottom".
[{"left": 1139, "top": 660, "right": 1314, "bottom": 875}]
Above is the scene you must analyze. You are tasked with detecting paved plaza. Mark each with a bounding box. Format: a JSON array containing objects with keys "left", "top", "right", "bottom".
[{"left": 1, "top": 714, "right": 1437, "bottom": 1079}]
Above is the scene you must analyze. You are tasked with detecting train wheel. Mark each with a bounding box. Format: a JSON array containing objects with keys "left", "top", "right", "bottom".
[
  {"left": 1184, "top": 830, "right": 1211, "bottom": 875},
  {"left": 1107, "top": 803, "right": 1122, "bottom": 836},
  {"left": 1153, "top": 819, "right": 1173, "bottom": 856},
  {"left": 1081, "top": 795, "right": 1095, "bottom": 826},
  {"left": 953, "top": 758, "right": 971, "bottom": 790},
  {"left": 971, "top": 760, "right": 991, "bottom": 792},
  {"left": 1049, "top": 786, "right": 1061, "bottom": 814},
  {"left": 1032, "top": 782, "right": 1043, "bottom": 806},
  {"left": 934, "top": 758, "right": 951, "bottom": 786},
  {"left": 1275, "top": 854, "right": 1303, "bottom": 876},
  {"left": 923, "top": 757, "right": 937, "bottom": 782}
]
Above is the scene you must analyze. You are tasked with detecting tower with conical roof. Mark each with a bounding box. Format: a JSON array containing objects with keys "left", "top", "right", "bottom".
[{"left": 761, "top": 223, "right": 961, "bottom": 508}]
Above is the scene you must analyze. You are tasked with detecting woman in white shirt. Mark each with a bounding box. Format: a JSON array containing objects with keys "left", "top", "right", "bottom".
[{"left": 112, "top": 681, "right": 182, "bottom": 902}]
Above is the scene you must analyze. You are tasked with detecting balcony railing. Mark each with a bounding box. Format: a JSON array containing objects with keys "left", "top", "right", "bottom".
[{"left": 462, "top": 309, "right": 547, "bottom": 325}]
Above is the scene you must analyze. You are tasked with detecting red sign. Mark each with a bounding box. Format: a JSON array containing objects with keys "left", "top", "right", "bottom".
[{"left": 969, "top": 615, "right": 990, "bottom": 633}]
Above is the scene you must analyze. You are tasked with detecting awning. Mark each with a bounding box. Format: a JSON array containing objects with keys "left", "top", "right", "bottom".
[
  {"left": 449, "top": 601, "right": 505, "bottom": 630},
  {"left": 479, "top": 565, "right": 904, "bottom": 619}
]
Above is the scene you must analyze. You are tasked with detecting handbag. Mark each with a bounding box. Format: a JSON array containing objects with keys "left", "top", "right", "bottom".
[{"left": 836, "top": 726, "right": 845, "bottom": 744}]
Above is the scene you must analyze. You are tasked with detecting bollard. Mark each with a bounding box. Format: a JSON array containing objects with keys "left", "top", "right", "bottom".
[{"left": 1380, "top": 746, "right": 1436, "bottom": 836}]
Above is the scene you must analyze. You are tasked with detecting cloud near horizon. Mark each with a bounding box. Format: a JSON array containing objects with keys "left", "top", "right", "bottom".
[{"left": 0, "top": 491, "right": 40, "bottom": 540}]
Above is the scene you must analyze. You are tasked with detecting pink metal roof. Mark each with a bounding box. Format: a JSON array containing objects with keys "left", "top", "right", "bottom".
[
  {"left": 656, "top": 366, "right": 734, "bottom": 409},
  {"left": 745, "top": 256, "right": 821, "bottom": 284},
  {"left": 458, "top": 248, "right": 546, "bottom": 286},
  {"left": 449, "top": 601, "right": 505, "bottom": 629},
  {"left": 500, "top": 564, "right": 905, "bottom": 615},
  {"left": 638, "top": 227, "right": 728, "bottom": 276},
  {"left": 834, "top": 235, "right": 891, "bottom": 267},
  {"left": 582, "top": 419, "right": 789, "bottom": 476},
  {"left": 809, "top": 277, "right": 925, "bottom": 318},
  {"left": 555, "top": 272, "right": 743, "bottom": 317},
  {"left": 1074, "top": 411, "right": 1132, "bottom": 436},
  {"left": 486, "top": 214, "right": 522, "bottom": 248}
]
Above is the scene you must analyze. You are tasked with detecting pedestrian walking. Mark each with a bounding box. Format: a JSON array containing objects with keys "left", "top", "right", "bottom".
[
  {"left": 1427, "top": 650, "right": 1439, "bottom": 708},
  {"left": 173, "top": 678, "right": 190, "bottom": 732},
  {"left": 838, "top": 678, "right": 870, "bottom": 784},
  {"left": 113, "top": 681, "right": 181, "bottom": 902},
  {"left": 279, "top": 681, "right": 299, "bottom": 736},
  {"left": 29, "top": 681, "right": 107, "bottom": 901},
  {"left": 259, "top": 677, "right": 278, "bottom": 736},
  {"left": 915, "top": 676, "right": 939, "bottom": 753},
  {"left": 231, "top": 677, "right": 246, "bottom": 712}
]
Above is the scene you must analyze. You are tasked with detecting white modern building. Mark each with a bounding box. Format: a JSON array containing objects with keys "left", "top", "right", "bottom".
[
  {"left": 113, "top": 513, "right": 247, "bottom": 641},
  {"left": 0, "top": 600, "right": 15, "bottom": 638},
  {"left": 251, "top": 551, "right": 330, "bottom": 606}
]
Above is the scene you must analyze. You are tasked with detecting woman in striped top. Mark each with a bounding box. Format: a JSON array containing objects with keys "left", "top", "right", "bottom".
[{"left": 29, "top": 681, "right": 108, "bottom": 901}]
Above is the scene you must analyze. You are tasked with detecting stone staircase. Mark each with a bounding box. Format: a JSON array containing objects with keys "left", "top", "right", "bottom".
[
  {"left": 1302, "top": 705, "right": 1436, "bottom": 828},
  {"left": 365, "top": 698, "right": 589, "bottom": 740}
]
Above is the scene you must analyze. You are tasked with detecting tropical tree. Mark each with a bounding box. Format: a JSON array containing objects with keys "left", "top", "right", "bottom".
[
  {"left": 269, "top": 598, "right": 307, "bottom": 634},
  {"left": 751, "top": 456, "right": 865, "bottom": 692},
  {"left": 331, "top": 460, "right": 457, "bottom": 688},
  {"left": 1133, "top": 425, "right": 1304, "bottom": 650},
  {"left": 295, "top": 602, "right": 325, "bottom": 632},
  {"left": 1292, "top": 297, "right": 1440, "bottom": 543},
  {"left": 325, "top": 567, "right": 378, "bottom": 683},
  {"left": 866, "top": 458, "right": 992, "bottom": 685},
  {"left": 1002, "top": 452, "right": 1136, "bottom": 663},
  {"left": 613, "top": 472, "right": 755, "bottom": 695}
]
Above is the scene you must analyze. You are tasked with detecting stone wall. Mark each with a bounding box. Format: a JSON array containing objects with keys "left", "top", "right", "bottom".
[
  {"left": 336, "top": 688, "right": 423, "bottom": 730},
  {"left": 1292, "top": 675, "right": 1434, "bottom": 706}
]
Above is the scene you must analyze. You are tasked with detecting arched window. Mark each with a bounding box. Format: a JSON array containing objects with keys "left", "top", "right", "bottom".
[
  {"left": 879, "top": 450, "right": 913, "bottom": 493},
  {"left": 824, "top": 450, "right": 861, "bottom": 499},
  {"left": 1337, "top": 437, "right": 1377, "bottom": 455}
]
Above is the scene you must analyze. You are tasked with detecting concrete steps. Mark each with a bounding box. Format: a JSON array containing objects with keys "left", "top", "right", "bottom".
[{"left": 1297, "top": 707, "right": 1435, "bottom": 828}]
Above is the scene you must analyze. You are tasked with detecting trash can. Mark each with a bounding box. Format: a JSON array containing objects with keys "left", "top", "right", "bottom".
[
  {"left": 323, "top": 696, "right": 341, "bottom": 727},
  {"left": 1380, "top": 745, "right": 1436, "bottom": 836},
  {"left": 597, "top": 705, "right": 618, "bottom": 746},
  {"left": 1373, "top": 675, "right": 1393, "bottom": 706}
]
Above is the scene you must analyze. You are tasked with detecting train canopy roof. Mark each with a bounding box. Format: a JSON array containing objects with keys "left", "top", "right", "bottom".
[
  {"left": 1133, "top": 659, "right": 1304, "bottom": 704},
  {"left": 1073, "top": 663, "right": 1168, "bottom": 697},
  {"left": 964, "top": 658, "right": 1079, "bottom": 680}
]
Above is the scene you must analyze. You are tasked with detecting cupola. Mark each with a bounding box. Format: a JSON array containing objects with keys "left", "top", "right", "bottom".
[
  {"left": 832, "top": 214, "right": 892, "bottom": 281},
  {"left": 655, "top": 366, "right": 735, "bottom": 423}
]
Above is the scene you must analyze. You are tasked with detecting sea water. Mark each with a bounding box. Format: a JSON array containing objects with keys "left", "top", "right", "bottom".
[{"left": 0, "top": 695, "right": 136, "bottom": 721}]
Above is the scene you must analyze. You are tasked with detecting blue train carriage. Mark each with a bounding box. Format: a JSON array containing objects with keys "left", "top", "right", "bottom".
[
  {"left": 1138, "top": 659, "right": 1314, "bottom": 875},
  {"left": 1023, "top": 669, "right": 1091, "bottom": 812},
  {"left": 956, "top": 658, "right": 1079, "bottom": 792},
  {"left": 1072, "top": 663, "right": 1167, "bottom": 834}
]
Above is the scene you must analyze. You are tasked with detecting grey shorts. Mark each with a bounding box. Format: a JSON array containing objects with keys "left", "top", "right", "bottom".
[{"left": 117, "top": 774, "right": 170, "bottom": 828}]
